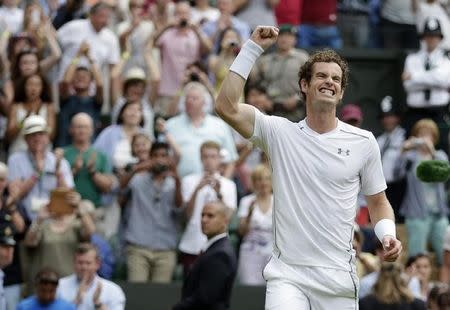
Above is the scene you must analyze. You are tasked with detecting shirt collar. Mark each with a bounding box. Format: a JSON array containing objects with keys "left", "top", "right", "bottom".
[{"left": 203, "top": 232, "right": 227, "bottom": 251}]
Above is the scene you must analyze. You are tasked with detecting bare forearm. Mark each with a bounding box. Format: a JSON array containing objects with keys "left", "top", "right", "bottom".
[
  {"left": 215, "top": 72, "right": 246, "bottom": 119},
  {"left": 79, "top": 212, "right": 96, "bottom": 238},
  {"left": 92, "top": 173, "right": 113, "bottom": 193},
  {"left": 174, "top": 177, "right": 183, "bottom": 208},
  {"left": 186, "top": 189, "right": 200, "bottom": 219},
  {"left": 367, "top": 193, "right": 395, "bottom": 225},
  {"left": 222, "top": 162, "right": 235, "bottom": 179}
]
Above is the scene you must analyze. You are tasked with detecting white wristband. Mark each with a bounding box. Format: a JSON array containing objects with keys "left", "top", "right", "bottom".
[
  {"left": 374, "top": 219, "right": 396, "bottom": 242},
  {"left": 229, "top": 39, "right": 264, "bottom": 80}
]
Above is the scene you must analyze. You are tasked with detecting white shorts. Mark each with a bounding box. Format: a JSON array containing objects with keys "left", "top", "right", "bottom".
[{"left": 263, "top": 255, "right": 359, "bottom": 310}]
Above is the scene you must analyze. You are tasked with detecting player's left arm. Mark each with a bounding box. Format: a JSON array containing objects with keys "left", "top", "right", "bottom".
[{"left": 366, "top": 192, "right": 402, "bottom": 262}]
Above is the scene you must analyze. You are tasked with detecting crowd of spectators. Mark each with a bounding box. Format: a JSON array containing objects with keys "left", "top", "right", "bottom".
[{"left": 1, "top": 0, "right": 450, "bottom": 309}]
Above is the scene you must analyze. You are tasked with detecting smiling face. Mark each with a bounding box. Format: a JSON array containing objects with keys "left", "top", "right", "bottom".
[{"left": 301, "top": 62, "right": 344, "bottom": 110}]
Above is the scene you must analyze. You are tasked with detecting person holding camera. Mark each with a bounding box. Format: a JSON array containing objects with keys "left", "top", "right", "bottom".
[
  {"left": 121, "top": 141, "right": 183, "bottom": 283},
  {"left": 152, "top": 0, "right": 212, "bottom": 117},
  {"left": 394, "top": 118, "right": 449, "bottom": 280},
  {"left": 178, "top": 141, "right": 237, "bottom": 278}
]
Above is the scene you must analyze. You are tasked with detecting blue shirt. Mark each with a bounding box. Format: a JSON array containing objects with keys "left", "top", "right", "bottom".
[{"left": 17, "top": 296, "right": 76, "bottom": 310}]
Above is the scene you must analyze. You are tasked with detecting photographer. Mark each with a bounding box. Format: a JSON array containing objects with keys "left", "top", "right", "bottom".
[
  {"left": 152, "top": 0, "right": 212, "bottom": 117},
  {"left": 394, "top": 118, "right": 449, "bottom": 281},
  {"left": 121, "top": 141, "right": 183, "bottom": 283}
]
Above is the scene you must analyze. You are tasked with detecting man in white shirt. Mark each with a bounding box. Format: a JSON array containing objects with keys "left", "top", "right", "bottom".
[
  {"left": 0, "top": 0, "right": 23, "bottom": 34},
  {"left": 402, "top": 17, "right": 450, "bottom": 154},
  {"left": 179, "top": 141, "right": 237, "bottom": 277},
  {"left": 57, "top": 2, "right": 120, "bottom": 81},
  {"left": 215, "top": 26, "right": 402, "bottom": 309},
  {"left": 56, "top": 243, "right": 125, "bottom": 310}
]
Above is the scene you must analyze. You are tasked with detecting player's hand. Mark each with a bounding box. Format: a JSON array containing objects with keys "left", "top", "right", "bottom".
[
  {"left": 382, "top": 235, "right": 402, "bottom": 262},
  {"left": 250, "top": 26, "right": 279, "bottom": 50}
]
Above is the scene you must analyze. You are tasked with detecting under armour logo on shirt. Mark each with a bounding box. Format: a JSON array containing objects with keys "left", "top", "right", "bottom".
[{"left": 337, "top": 148, "right": 350, "bottom": 156}]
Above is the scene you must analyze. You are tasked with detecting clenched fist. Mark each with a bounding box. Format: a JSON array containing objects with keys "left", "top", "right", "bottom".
[{"left": 251, "top": 26, "right": 279, "bottom": 50}]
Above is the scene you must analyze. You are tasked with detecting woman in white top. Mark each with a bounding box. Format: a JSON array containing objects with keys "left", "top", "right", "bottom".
[{"left": 237, "top": 164, "right": 273, "bottom": 285}]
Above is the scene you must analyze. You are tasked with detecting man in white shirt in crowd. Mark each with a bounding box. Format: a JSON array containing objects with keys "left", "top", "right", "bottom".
[
  {"left": 57, "top": 243, "right": 125, "bottom": 310},
  {"left": 215, "top": 26, "right": 402, "bottom": 309},
  {"left": 57, "top": 2, "right": 120, "bottom": 82},
  {"left": 179, "top": 141, "right": 237, "bottom": 278},
  {"left": 402, "top": 17, "right": 450, "bottom": 154},
  {"left": 0, "top": 0, "right": 23, "bottom": 34}
]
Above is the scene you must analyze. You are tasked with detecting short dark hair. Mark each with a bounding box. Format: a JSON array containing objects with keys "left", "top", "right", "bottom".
[
  {"left": 298, "top": 49, "right": 349, "bottom": 101},
  {"left": 14, "top": 73, "right": 52, "bottom": 103},
  {"left": 12, "top": 48, "right": 39, "bottom": 80},
  {"left": 75, "top": 242, "right": 100, "bottom": 259},
  {"left": 35, "top": 267, "right": 59, "bottom": 286},
  {"left": 150, "top": 141, "right": 170, "bottom": 156}
]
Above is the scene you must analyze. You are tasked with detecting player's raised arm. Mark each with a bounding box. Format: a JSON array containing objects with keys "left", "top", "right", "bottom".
[{"left": 215, "top": 26, "right": 279, "bottom": 139}]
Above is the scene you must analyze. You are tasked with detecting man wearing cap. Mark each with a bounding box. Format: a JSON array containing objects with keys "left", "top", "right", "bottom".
[
  {"left": 339, "top": 103, "right": 363, "bottom": 128},
  {"left": 402, "top": 17, "right": 450, "bottom": 155},
  {"left": 7, "top": 115, "right": 74, "bottom": 221},
  {"left": 376, "top": 96, "right": 406, "bottom": 219},
  {"left": 250, "top": 24, "right": 308, "bottom": 122},
  {"left": 0, "top": 221, "right": 16, "bottom": 310}
]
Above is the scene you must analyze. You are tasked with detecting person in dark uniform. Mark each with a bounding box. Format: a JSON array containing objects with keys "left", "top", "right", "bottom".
[
  {"left": 173, "top": 201, "right": 237, "bottom": 310},
  {"left": 0, "top": 220, "right": 16, "bottom": 310}
]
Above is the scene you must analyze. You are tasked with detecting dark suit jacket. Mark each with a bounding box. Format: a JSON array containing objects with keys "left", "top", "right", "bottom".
[{"left": 173, "top": 236, "right": 237, "bottom": 310}]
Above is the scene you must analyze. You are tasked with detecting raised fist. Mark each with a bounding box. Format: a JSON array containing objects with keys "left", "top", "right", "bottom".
[{"left": 250, "top": 26, "right": 279, "bottom": 50}]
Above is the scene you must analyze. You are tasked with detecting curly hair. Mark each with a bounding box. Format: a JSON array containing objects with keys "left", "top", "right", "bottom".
[{"left": 298, "top": 49, "right": 349, "bottom": 101}]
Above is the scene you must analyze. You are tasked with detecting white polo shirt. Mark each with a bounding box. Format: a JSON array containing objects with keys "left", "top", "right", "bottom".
[
  {"left": 57, "top": 19, "right": 120, "bottom": 80},
  {"left": 179, "top": 172, "right": 237, "bottom": 255},
  {"left": 56, "top": 274, "right": 125, "bottom": 310},
  {"left": 251, "top": 108, "right": 386, "bottom": 271}
]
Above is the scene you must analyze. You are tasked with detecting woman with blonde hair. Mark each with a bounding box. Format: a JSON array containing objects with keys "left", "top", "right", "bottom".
[
  {"left": 394, "top": 118, "right": 449, "bottom": 280},
  {"left": 359, "top": 262, "right": 426, "bottom": 309},
  {"left": 237, "top": 164, "right": 273, "bottom": 285}
]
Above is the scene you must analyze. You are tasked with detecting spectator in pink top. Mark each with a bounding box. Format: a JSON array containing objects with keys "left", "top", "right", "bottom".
[{"left": 154, "top": 1, "right": 212, "bottom": 117}]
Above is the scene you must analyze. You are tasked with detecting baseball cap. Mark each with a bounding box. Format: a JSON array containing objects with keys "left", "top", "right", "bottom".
[
  {"left": 0, "top": 221, "right": 16, "bottom": 247},
  {"left": 278, "top": 24, "right": 297, "bottom": 36},
  {"left": 379, "top": 95, "right": 401, "bottom": 118},
  {"left": 124, "top": 67, "right": 146, "bottom": 83},
  {"left": 22, "top": 115, "right": 48, "bottom": 136},
  {"left": 340, "top": 104, "right": 363, "bottom": 122}
]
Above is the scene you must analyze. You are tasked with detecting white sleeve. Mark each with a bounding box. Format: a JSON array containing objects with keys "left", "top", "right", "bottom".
[
  {"left": 360, "top": 134, "right": 387, "bottom": 196},
  {"left": 60, "top": 159, "right": 75, "bottom": 188},
  {"left": 222, "top": 179, "right": 237, "bottom": 209},
  {"left": 409, "top": 58, "right": 450, "bottom": 89},
  {"left": 249, "top": 107, "right": 280, "bottom": 154},
  {"left": 181, "top": 175, "right": 197, "bottom": 203},
  {"left": 238, "top": 195, "right": 252, "bottom": 218}
]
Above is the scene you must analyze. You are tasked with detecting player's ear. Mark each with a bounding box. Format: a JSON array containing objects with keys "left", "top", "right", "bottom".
[{"left": 300, "top": 78, "right": 308, "bottom": 94}]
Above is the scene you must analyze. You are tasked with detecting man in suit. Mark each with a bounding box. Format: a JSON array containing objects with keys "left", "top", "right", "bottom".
[{"left": 173, "top": 201, "right": 237, "bottom": 310}]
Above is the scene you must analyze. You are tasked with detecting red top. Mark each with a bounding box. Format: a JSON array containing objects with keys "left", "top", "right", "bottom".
[
  {"left": 301, "top": 0, "right": 337, "bottom": 25},
  {"left": 275, "top": 0, "right": 303, "bottom": 26}
]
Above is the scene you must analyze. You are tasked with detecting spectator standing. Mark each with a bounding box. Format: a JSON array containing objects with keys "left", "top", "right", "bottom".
[
  {"left": 173, "top": 201, "right": 237, "bottom": 310},
  {"left": 250, "top": 24, "right": 308, "bottom": 121},
  {"left": 179, "top": 141, "right": 237, "bottom": 277},
  {"left": 52, "top": 0, "right": 89, "bottom": 30},
  {"left": 0, "top": 0, "right": 23, "bottom": 35},
  {"left": 167, "top": 82, "right": 237, "bottom": 178},
  {"left": 191, "top": 0, "right": 220, "bottom": 25},
  {"left": 402, "top": 18, "right": 450, "bottom": 154},
  {"left": 122, "top": 142, "right": 182, "bottom": 283},
  {"left": 17, "top": 268, "right": 76, "bottom": 310},
  {"left": 337, "top": 0, "right": 370, "bottom": 48},
  {"left": 7, "top": 115, "right": 74, "bottom": 221},
  {"left": 394, "top": 119, "right": 449, "bottom": 275},
  {"left": 57, "top": 2, "right": 120, "bottom": 96},
  {"left": 201, "top": 0, "right": 250, "bottom": 52},
  {"left": 274, "top": 0, "right": 302, "bottom": 39},
  {"left": 57, "top": 243, "right": 126, "bottom": 310},
  {"left": 235, "top": 0, "right": 278, "bottom": 30},
  {"left": 6, "top": 73, "right": 56, "bottom": 155},
  {"left": 376, "top": 96, "right": 406, "bottom": 220},
  {"left": 153, "top": 0, "right": 212, "bottom": 116},
  {"left": 237, "top": 165, "right": 273, "bottom": 285},
  {"left": 57, "top": 45, "right": 104, "bottom": 147},
  {"left": 380, "top": 0, "right": 420, "bottom": 49},
  {"left": 23, "top": 191, "right": 95, "bottom": 293},
  {"left": 63, "top": 113, "right": 114, "bottom": 212},
  {"left": 299, "top": 0, "right": 342, "bottom": 48}
]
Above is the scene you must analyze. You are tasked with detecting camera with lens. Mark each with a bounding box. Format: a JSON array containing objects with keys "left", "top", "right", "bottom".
[
  {"left": 179, "top": 19, "right": 188, "bottom": 28},
  {"left": 189, "top": 72, "right": 200, "bottom": 82},
  {"left": 152, "top": 163, "right": 169, "bottom": 174}
]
